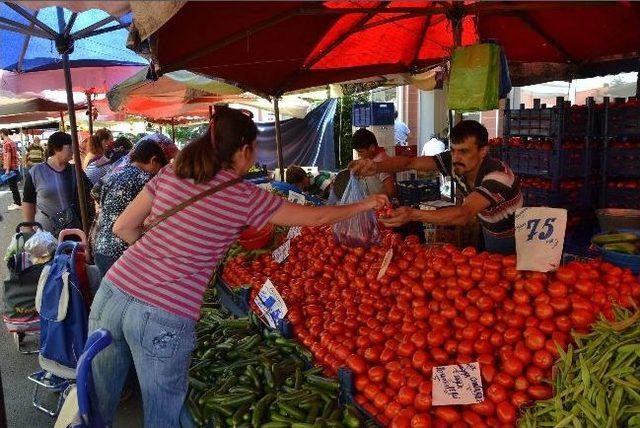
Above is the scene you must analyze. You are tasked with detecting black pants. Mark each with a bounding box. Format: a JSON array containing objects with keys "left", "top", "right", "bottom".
[{"left": 7, "top": 171, "right": 20, "bottom": 206}]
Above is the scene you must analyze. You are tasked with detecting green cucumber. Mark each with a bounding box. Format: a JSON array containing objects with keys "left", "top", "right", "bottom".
[{"left": 251, "top": 392, "right": 276, "bottom": 427}]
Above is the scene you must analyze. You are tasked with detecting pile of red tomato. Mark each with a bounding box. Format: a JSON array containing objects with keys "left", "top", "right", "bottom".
[{"left": 222, "top": 227, "right": 640, "bottom": 427}]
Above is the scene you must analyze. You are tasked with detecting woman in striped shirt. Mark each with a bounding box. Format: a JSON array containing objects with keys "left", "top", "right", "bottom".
[{"left": 88, "top": 106, "right": 388, "bottom": 427}]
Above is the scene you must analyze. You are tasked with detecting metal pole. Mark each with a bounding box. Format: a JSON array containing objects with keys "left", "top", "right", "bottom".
[
  {"left": 273, "top": 98, "right": 285, "bottom": 181},
  {"left": 86, "top": 91, "right": 94, "bottom": 137},
  {"left": 171, "top": 117, "right": 176, "bottom": 143},
  {"left": 62, "top": 53, "right": 89, "bottom": 233}
]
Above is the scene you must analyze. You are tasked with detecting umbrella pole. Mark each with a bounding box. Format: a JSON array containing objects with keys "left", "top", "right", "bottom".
[
  {"left": 209, "top": 105, "right": 214, "bottom": 120},
  {"left": 171, "top": 117, "right": 176, "bottom": 142},
  {"left": 273, "top": 98, "right": 285, "bottom": 181},
  {"left": 62, "top": 53, "right": 90, "bottom": 234},
  {"left": 86, "top": 92, "right": 94, "bottom": 137}
]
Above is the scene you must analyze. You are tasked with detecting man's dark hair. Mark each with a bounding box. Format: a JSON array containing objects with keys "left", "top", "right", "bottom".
[
  {"left": 0, "top": 129, "right": 10, "bottom": 137},
  {"left": 112, "top": 136, "right": 133, "bottom": 152},
  {"left": 47, "top": 131, "right": 72, "bottom": 157},
  {"left": 130, "top": 139, "right": 168, "bottom": 166},
  {"left": 285, "top": 165, "right": 307, "bottom": 186},
  {"left": 451, "top": 120, "right": 489, "bottom": 148},
  {"left": 352, "top": 128, "right": 378, "bottom": 150}
]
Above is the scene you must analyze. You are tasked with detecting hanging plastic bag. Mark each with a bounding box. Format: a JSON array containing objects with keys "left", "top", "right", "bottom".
[
  {"left": 447, "top": 43, "right": 501, "bottom": 112},
  {"left": 24, "top": 229, "right": 57, "bottom": 264},
  {"left": 332, "top": 174, "right": 380, "bottom": 247}
]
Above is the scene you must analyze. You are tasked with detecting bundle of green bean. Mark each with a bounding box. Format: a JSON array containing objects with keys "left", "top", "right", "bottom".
[
  {"left": 187, "top": 304, "right": 364, "bottom": 428},
  {"left": 519, "top": 308, "right": 640, "bottom": 428}
]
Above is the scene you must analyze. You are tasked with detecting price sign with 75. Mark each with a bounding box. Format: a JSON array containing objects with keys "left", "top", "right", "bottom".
[{"left": 526, "top": 217, "right": 556, "bottom": 241}]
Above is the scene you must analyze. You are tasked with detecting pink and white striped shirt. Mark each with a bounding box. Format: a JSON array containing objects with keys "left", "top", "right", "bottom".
[{"left": 105, "top": 166, "right": 283, "bottom": 320}]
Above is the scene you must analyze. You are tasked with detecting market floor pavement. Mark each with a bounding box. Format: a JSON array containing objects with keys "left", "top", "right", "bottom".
[{"left": 0, "top": 190, "right": 144, "bottom": 427}]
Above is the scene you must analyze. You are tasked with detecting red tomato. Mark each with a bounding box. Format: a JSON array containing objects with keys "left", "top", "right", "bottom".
[
  {"left": 433, "top": 407, "right": 461, "bottom": 424},
  {"left": 368, "top": 366, "right": 386, "bottom": 383},
  {"left": 346, "top": 354, "right": 367, "bottom": 374},
  {"left": 397, "top": 386, "right": 417, "bottom": 406},
  {"left": 571, "top": 309, "right": 594, "bottom": 328},
  {"left": 511, "top": 391, "right": 530, "bottom": 408},
  {"left": 503, "top": 357, "right": 524, "bottom": 376},
  {"left": 494, "top": 372, "right": 515, "bottom": 389},
  {"left": 414, "top": 393, "right": 432, "bottom": 411},
  {"left": 496, "top": 401, "right": 517, "bottom": 424},
  {"left": 529, "top": 384, "right": 553, "bottom": 400},
  {"left": 411, "top": 414, "right": 431, "bottom": 428},
  {"left": 391, "top": 414, "right": 411, "bottom": 428},
  {"left": 533, "top": 350, "right": 554, "bottom": 369},
  {"left": 470, "top": 400, "right": 495, "bottom": 416},
  {"left": 387, "top": 370, "right": 405, "bottom": 390},
  {"left": 487, "top": 384, "right": 508, "bottom": 403}
]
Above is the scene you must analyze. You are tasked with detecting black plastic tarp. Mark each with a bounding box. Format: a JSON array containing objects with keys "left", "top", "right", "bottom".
[{"left": 256, "top": 99, "right": 337, "bottom": 170}]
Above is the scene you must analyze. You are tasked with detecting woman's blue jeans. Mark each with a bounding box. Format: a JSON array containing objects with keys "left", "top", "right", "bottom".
[{"left": 88, "top": 279, "right": 195, "bottom": 427}]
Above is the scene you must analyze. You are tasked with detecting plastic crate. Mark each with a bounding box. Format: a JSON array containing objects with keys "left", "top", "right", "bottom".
[
  {"left": 338, "top": 368, "right": 384, "bottom": 427},
  {"left": 508, "top": 107, "right": 558, "bottom": 137},
  {"left": 521, "top": 186, "right": 589, "bottom": 209},
  {"left": 215, "top": 279, "right": 250, "bottom": 317},
  {"left": 606, "top": 147, "right": 640, "bottom": 178},
  {"left": 397, "top": 179, "right": 440, "bottom": 207},
  {"left": 563, "top": 106, "right": 590, "bottom": 137},
  {"left": 606, "top": 188, "right": 640, "bottom": 209},
  {"left": 505, "top": 147, "right": 587, "bottom": 178},
  {"left": 606, "top": 103, "right": 640, "bottom": 137},
  {"left": 352, "top": 102, "right": 395, "bottom": 127}
]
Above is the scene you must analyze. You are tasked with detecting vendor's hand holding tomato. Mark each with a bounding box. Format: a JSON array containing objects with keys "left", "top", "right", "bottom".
[
  {"left": 378, "top": 206, "right": 417, "bottom": 227},
  {"left": 348, "top": 158, "right": 377, "bottom": 177}
]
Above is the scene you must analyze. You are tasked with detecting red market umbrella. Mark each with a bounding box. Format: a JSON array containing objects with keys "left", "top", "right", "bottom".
[{"left": 132, "top": 1, "right": 640, "bottom": 96}]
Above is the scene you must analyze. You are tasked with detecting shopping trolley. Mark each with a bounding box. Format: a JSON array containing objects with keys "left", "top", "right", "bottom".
[{"left": 3, "top": 222, "right": 48, "bottom": 354}]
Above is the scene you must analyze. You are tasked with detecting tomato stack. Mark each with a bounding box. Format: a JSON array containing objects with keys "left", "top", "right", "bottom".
[{"left": 222, "top": 226, "right": 640, "bottom": 427}]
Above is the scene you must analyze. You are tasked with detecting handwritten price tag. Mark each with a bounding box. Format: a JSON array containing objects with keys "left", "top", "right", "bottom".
[
  {"left": 287, "top": 226, "right": 302, "bottom": 240},
  {"left": 272, "top": 239, "right": 290, "bottom": 264},
  {"left": 515, "top": 207, "right": 567, "bottom": 272},
  {"left": 432, "top": 362, "right": 484, "bottom": 406},
  {"left": 254, "top": 279, "right": 288, "bottom": 329},
  {"left": 288, "top": 191, "right": 306, "bottom": 205}
]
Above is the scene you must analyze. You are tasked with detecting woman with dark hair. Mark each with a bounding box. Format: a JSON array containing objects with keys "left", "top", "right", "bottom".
[
  {"left": 22, "top": 131, "right": 94, "bottom": 237},
  {"left": 86, "top": 135, "right": 133, "bottom": 185},
  {"left": 88, "top": 106, "right": 388, "bottom": 427},
  {"left": 82, "top": 128, "right": 113, "bottom": 170},
  {"left": 92, "top": 139, "right": 169, "bottom": 276}
]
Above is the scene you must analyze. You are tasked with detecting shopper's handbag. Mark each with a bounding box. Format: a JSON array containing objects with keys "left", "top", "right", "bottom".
[
  {"left": 43, "top": 171, "right": 82, "bottom": 237},
  {"left": 142, "top": 177, "right": 243, "bottom": 233}
]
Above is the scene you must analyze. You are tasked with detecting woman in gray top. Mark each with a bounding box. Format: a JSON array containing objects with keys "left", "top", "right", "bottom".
[{"left": 22, "top": 132, "right": 94, "bottom": 237}]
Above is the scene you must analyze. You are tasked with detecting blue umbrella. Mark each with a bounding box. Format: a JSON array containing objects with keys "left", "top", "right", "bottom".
[{"left": 0, "top": 2, "right": 147, "bottom": 232}]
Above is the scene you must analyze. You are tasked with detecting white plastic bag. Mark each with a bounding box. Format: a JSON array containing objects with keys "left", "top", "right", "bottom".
[
  {"left": 24, "top": 229, "right": 57, "bottom": 263},
  {"left": 332, "top": 174, "right": 380, "bottom": 247}
]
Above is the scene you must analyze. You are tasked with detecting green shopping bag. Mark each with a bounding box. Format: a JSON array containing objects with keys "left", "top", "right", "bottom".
[{"left": 448, "top": 43, "right": 501, "bottom": 112}]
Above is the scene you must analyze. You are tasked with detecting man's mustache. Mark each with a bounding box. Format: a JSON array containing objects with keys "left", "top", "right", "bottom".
[{"left": 454, "top": 163, "right": 465, "bottom": 168}]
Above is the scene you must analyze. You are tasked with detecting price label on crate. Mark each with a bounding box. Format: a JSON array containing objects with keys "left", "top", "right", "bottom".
[
  {"left": 287, "top": 226, "right": 302, "bottom": 240},
  {"left": 515, "top": 207, "right": 567, "bottom": 272},
  {"left": 432, "top": 362, "right": 484, "bottom": 406},
  {"left": 254, "top": 279, "right": 288, "bottom": 329},
  {"left": 288, "top": 191, "right": 306, "bottom": 205},
  {"left": 272, "top": 239, "right": 290, "bottom": 264}
]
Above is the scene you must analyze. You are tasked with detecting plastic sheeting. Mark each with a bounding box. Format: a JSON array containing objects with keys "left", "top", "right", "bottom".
[{"left": 256, "top": 99, "right": 336, "bottom": 171}]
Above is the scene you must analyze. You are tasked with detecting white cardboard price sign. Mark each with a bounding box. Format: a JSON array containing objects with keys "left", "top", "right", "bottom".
[
  {"left": 287, "top": 226, "right": 302, "bottom": 240},
  {"left": 432, "top": 362, "right": 484, "bottom": 406},
  {"left": 515, "top": 207, "right": 567, "bottom": 272},
  {"left": 272, "top": 239, "right": 290, "bottom": 264},
  {"left": 254, "top": 279, "right": 288, "bottom": 329},
  {"left": 288, "top": 191, "right": 306, "bottom": 205}
]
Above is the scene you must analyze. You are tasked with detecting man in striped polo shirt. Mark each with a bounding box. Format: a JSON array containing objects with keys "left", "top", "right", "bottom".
[{"left": 350, "top": 120, "right": 522, "bottom": 254}]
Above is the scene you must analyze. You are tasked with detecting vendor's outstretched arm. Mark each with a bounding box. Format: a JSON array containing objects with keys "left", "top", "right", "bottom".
[
  {"left": 380, "top": 192, "right": 490, "bottom": 227},
  {"left": 349, "top": 155, "right": 438, "bottom": 177}
]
